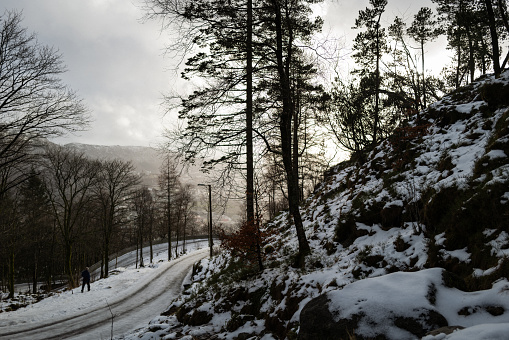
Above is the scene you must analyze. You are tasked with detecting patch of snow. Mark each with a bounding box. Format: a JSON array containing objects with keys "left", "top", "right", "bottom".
[
  {"left": 435, "top": 233, "right": 446, "bottom": 246},
  {"left": 441, "top": 248, "right": 471, "bottom": 263},
  {"left": 486, "top": 149, "right": 507, "bottom": 159}
]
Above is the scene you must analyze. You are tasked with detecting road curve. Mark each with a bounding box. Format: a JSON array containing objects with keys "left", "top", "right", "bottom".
[{"left": 0, "top": 249, "right": 208, "bottom": 340}]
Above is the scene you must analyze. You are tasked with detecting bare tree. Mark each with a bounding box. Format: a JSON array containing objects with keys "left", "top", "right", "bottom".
[
  {"left": 43, "top": 145, "right": 99, "bottom": 287},
  {"left": 132, "top": 186, "right": 154, "bottom": 268},
  {"left": 0, "top": 11, "right": 89, "bottom": 195},
  {"left": 158, "top": 154, "right": 180, "bottom": 260},
  {"left": 94, "top": 159, "right": 140, "bottom": 278}
]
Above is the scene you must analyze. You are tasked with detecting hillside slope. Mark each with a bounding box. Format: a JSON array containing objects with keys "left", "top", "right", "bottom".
[{"left": 125, "top": 72, "right": 509, "bottom": 340}]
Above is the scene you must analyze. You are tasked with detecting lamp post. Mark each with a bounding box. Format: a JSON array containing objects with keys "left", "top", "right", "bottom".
[{"left": 198, "top": 184, "right": 213, "bottom": 258}]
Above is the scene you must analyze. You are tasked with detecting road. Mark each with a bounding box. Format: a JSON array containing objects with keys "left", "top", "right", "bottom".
[{"left": 0, "top": 248, "right": 208, "bottom": 340}]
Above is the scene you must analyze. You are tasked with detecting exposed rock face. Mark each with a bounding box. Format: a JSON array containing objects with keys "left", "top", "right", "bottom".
[
  {"left": 299, "top": 269, "right": 451, "bottom": 340},
  {"left": 299, "top": 294, "right": 362, "bottom": 340},
  {"left": 299, "top": 293, "right": 447, "bottom": 340}
]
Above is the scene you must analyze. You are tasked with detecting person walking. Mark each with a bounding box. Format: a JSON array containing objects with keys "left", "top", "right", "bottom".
[{"left": 81, "top": 267, "right": 91, "bottom": 292}]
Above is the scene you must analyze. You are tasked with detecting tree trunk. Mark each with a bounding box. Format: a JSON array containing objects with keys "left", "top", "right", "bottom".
[
  {"left": 421, "top": 40, "right": 426, "bottom": 108},
  {"left": 465, "top": 27, "right": 475, "bottom": 82},
  {"left": 183, "top": 213, "right": 187, "bottom": 253},
  {"left": 135, "top": 239, "right": 139, "bottom": 269},
  {"left": 498, "top": 0, "right": 509, "bottom": 70},
  {"left": 65, "top": 243, "right": 75, "bottom": 287},
  {"left": 246, "top": 0, "right": 255, "bottom": 227},
  {"left": 32, "top": 250, "right": 38, "bottom": 294},
  {"left": 139, "top": 221, "right": 144, "bottom": 267},
  {"left": 104, "top": 236, "right": 110, "bottom": 278},
  {"left": 271, "top": 0, "right": 311, "bottom": 262},
  {"left": 485, "top": 0, "right": 501, "bottom": 77},
  {"left": 167, "top": 158, "right": 172, "bottom": 261},
  {"left": 373, "top": 11, "right": 382, "bottom": 146},
  {"left": 100, "top": 253, "right": 104, "bottom": 279},
  {"left": 8, "top": 250, "right": 14, "bottom": 299}
]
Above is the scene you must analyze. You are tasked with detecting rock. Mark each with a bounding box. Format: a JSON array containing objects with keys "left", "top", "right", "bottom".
[
  {"left": 299, "top": 269, "right": 450, "bottom": 339},
  {"left": 425, "top": 325, "right": 465, "bottom": 337},
  {"left": 485, "top": 305, "right": 505, "bottom": 316},
  {"left": 176, "top": 304, "right": 213, "bottom": 326},
  {"left": 299, "top": 295, "right": 361, "bottom": 340},
  {"left": 393, "top": 310, "right": 448, "bottom": 338}
]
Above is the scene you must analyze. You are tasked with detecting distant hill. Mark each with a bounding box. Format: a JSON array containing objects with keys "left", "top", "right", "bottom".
[
  {"left": 65, "top": 143, "right": 162, "bottom": 186},
  {"left": 64, "top": 143, "right": 243, "bottom": 224},
  {"left": 65, "top": 143, "right": 161, "bottom": 173}
]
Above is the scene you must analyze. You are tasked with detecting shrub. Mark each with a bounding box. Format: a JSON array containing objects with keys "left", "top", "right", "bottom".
[{"left": 219, "top": 218, "right": 272, "bottom": 271}]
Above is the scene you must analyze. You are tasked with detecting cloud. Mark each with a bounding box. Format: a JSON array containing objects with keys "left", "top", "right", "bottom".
[
  {"left": 1, "top": 0, "right": 448, "bottom": 147},
  {"left": 2, "top": 0, "right": 175, "bottom": 147}
]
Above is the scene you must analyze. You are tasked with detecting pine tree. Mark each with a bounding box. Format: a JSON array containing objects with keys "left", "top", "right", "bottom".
[
  {"left": 407, "top": 7, "right": 441, "bottom": 108},
  {"left": 352, "top": 0, "right": 388, "bottom": 146}
]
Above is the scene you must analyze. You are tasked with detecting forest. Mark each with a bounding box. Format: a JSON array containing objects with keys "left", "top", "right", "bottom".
[
  {"left": 0, "top": 11, "right": 198, "bottom": 296},
  {"left": 1, "top": 0, "right": 508, "bottom": 299}
]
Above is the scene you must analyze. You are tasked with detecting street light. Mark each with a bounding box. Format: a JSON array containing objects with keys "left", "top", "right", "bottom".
[{"left": 198, "top": 183, "right": 213, "bottom": 258}]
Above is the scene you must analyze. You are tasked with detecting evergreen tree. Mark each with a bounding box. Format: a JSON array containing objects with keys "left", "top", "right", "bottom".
[
  {"left": 407, "top": 7, "right": 441, "bottom": 108},
  {"left": 433, "top": 0, "right": 498, "bottom": 85},
  {"left": 18, "top": 169, "right": 52, "bottom": 293},
  {"left": 352, "top": 0, "right": 388, "bottom": 146},
  {"left": 145, "top": 0, "right": 326, "bottom": 260}
]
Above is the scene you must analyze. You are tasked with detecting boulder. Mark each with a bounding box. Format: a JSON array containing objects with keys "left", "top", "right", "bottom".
[
  {"left": 299, "top": 295, "right": 362, "bottom": 340},
  {"left": 299, "top": 269, "right": 449, "bottom": 339}
]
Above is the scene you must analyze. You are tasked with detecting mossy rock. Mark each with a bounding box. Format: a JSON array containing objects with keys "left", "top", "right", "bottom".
[
  {"left": 334, "top": 216, "right": 369, "bottom": 247},
  {"left": 480, "top": 81, "right": 509, "bottom": 109}
]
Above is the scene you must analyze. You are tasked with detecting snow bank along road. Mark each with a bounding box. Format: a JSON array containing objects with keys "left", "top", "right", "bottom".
[{"left": 0, "top": 248, "right": 208, "bottom": 340}]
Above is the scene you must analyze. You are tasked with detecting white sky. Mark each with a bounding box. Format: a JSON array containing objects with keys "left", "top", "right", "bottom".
[{"left": 1, "top": 0, "right": 441, "bottom": 147}]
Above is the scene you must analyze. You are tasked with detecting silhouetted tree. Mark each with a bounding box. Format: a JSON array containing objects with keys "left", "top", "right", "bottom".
[
  {"left": 43, "top": 145, "right": 99, "bottom": 287},
  {"left": 94, "top": 159, "right": 140, "bottom": 278},
  {"left": 407, "top": 7, "right": 442, "bottom": 108},
  {"left": 352, "top": 0, "right": 388, "bottom": 146},
  {"left": 0, "top": 11, "right": 89, "bottom": 196}
]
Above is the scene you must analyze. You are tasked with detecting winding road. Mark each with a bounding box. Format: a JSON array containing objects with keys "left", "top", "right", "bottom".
[{"left": 0, "top": 248, "right": 208, "bottom": 340}]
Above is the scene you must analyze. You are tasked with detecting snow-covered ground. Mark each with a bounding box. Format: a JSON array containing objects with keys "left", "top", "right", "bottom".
[{"left": 0, "top": 240, "right": 209, "bottom": 339}]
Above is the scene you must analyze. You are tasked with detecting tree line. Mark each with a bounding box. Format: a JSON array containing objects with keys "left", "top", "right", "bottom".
[
  {"left": 325, "top": 0, "right": 509, "bottom": 157},
  {"left": 0, "top": 143, "right": 201, "bottom": 298},
  {"left": 143, "top": 0, "right": 509, "bottom": 268},
  {"left": 0, "top": 10, "right": 201, "bottom": 297}
]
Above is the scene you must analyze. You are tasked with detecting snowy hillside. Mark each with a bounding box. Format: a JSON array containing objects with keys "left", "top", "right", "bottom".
[{"left": 123, "top": 71, "right": 509, "bottom": 340}]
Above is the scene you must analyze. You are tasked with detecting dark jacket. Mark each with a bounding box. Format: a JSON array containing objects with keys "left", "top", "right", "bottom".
[{"left": 81, "top": 269, "right": 91, "bottom": 283}]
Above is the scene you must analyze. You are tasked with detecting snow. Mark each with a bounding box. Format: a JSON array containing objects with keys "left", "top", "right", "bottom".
[
  {"left": 423, "top": 323, "right": 509, "bottom": 340},
  {"left": 441, "top": 247, "right": 471, "bottom": 263},
  {"left": 0, "top": 240, "right": 209, "bottom": 339},
  {"left": 486, "top": 149, "right": 507, "bottom": 159},
  {"left": 327, "top": 268, "right": 509, "bottom": 339}
]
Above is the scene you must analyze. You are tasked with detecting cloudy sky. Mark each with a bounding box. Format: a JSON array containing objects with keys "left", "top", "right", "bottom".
[{"left": 1, "top": 0, "right": 436, "bottom": 147}]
